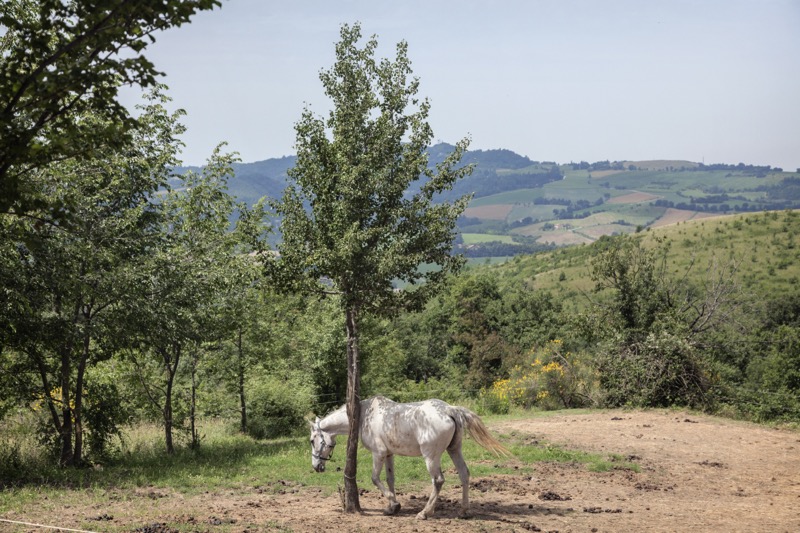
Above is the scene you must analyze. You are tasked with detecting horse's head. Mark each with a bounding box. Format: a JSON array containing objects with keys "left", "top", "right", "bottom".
[{"left": 309, "top": 417, "right": 336, "bottom": 473}]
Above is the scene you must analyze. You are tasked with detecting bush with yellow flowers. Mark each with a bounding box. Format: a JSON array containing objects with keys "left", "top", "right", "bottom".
[{"left": 481, "top": 340, "right": 596, "bottom": 413}]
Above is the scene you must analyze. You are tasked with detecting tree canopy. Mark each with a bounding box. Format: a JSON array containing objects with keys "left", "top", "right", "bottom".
[{"left": 0, "top": 0, "right": 220, "bottom": 216}]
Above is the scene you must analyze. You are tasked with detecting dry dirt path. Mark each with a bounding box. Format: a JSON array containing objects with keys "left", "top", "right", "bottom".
[
  {"left": 2, "top": 410, "right": 798, "bottom": 532},
  {"left": 272, "top": 410, "right": 798, "bottom": 533}
]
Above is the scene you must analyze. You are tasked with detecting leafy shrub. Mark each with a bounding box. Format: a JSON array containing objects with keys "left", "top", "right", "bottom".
[
  {"left": 597, "top": 330, "right": 710, "bottom": 408},
  {"left": 379, "top": 375, "right": 468, "bottom": 405},
  {"left": 738, "top": 324, "right": 800, "bottom": 422},
  {"left": 83, "top": 378, "right": 128, "bottom": 461},
  {"left": 717, "top": 385, "right": 800, "bottom": 423},
  {"left": 246, "top": 374, "right": 314, "bottom": 439},
  {"left": 479, "top": 380, "right": 512, "bottom": 414},
  {"left": 0, "top": 440, "right": 25, "bottom": 487}
]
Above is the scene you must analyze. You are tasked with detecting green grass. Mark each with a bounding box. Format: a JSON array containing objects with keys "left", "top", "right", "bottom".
[{"left": 0, "top": 412, "right": 638, "bottom": 515}]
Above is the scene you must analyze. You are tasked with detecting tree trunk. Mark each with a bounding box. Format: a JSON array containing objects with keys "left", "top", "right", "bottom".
[
  {"left": 190, "top": 348, "right": 199, "bottom": 449},
  {"left": 35, "top": 352, "right": 63, "bottom": 443},
  {"left": 73, "top": 354, "right": 87, "bottom": 464},
  {"left": 164, "top": 376, "right": 174, "bottom": 454},
  {"left": 73, "top": 320, "right": 91, "bottom": 464},
  {"left": 163, "top": 343, "right": 180, "bottom": 455},
  {"left": 237, "top": 328, "right": 247, "bottom": 433},
  {"left": 54, "top": 293, "right": 79, "bottom": 467},
  {"left": 343, "top": 305, "right": 362, "bottom": 513},
  {"left": 59, "top": 345, "right": 74, "bottom": 467}
]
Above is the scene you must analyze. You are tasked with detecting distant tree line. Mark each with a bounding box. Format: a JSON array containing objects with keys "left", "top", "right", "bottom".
[
  {"left": 699, "top": 162, "right": 781, "bottom": 176},
  {"left": 765, "top": 177, "right": 800, "bottom": 202},
  {"left": 456, "top": 216, "right": 483, "bottom": 228},
  {"left": 569, "top": 160, "right": 785, "bottom": 176},
  {"left": 552, "top": 198, "right": 605, "bottom": 219},
  {"left": 570, "top": 160, "right": 629, "bottom": 171},
  {"left": 650, "top": 197, "right": 800, "bottom": 213}
]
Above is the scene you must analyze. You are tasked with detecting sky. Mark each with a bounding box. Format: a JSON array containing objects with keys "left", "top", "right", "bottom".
[{"left": 121, "top": 0, "right": 800, "bottom": 171}]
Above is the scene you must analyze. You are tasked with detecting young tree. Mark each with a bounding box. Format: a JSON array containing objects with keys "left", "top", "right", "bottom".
[
  {"left": 0, "top": 88, "right": 183, "bottom": 465},
  {"left": 0, "top": 0, "right": 220, "bottom": 216},
  {"left": 265, "top": 23, "right": 472, "bottom": 512},
  {"left": 208, "top": 207, "right": 271, "bottom": 435},
  {"left": 125, "top": 146, "right": 246, "bottom": 454}
]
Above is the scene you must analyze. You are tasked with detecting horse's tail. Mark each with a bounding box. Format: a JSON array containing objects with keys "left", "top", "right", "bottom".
[{"left": 452, "top": 407, "right": 511, "bottom": 457}]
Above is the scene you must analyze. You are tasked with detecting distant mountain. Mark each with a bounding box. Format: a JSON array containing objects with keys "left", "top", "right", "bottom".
[
  {"left": 174, "top": 155, "right": 296, "bottom": 206},
  {"left": 228, "top": 155, "right": 296, "bottom": 205},
  {"left": 425, "top": 144, "right": 563, "bottom": 202},
  {"left": 180, "top": 143, "right": 563, "bottom": 206}
]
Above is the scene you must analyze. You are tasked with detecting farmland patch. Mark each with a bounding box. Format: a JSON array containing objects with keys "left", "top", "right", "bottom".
[
  {"left": 589, "top": 169, "right": 627, "bottom": 178},
  {"left": 607, "top": 191, "right": 661, "bottom": 204},
  {"left": 464, "top": 204, "right": 514, "bottom": 220},
  {"left": 650, "top": 208, "right": 717, "bottom": 228},
  {"left": 537, "top": 231, "right": 593, "bottom": 246}
]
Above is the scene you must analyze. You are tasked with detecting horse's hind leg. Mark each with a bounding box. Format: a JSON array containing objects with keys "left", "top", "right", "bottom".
[
  {"left": 371, "top": 453, "right": 400, "bottom": 515},
  {"left": 417, "top": 455, "right": 444, "bottom": 520},
  {"left": 447, "top": 446, "right": 471, "bottom": 518},
  {"left": 384, "top": 455, "right": 401, "bottom": 514}
]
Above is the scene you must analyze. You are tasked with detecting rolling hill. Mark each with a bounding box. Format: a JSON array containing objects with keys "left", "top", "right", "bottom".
[
  {"left": 478, "top": 209, "right": 800, "bottom": 308},
  {"left": 181, "top": 145, "right": 800, "bottom": 257}
]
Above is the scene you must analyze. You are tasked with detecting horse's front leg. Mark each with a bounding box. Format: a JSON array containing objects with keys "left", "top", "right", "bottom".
[
  {"left": 371, "top": 453, "right": 401, "bottom": 515},
  {"left": 384, "top": 454, "right": 401, "bottom": 514}
]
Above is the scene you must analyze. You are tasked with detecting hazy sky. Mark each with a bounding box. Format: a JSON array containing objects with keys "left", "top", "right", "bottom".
[{"left": 123, "top": 0, "right": 800, "bottom": 170}]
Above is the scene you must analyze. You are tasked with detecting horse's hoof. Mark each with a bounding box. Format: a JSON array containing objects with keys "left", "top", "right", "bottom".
[
  {"left": 384, "top": 502, "right": 401, "bottom": 515},
  {"left": 415, "top": 512, "right": 428, "bottom": 520},
  {"left": 458, "top": 510, "right": 471, "bottom": 519}
]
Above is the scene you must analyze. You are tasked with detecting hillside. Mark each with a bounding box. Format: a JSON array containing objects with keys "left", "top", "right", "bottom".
[
  {"left": 458, "top": 162, "right": 799, "bottom": 257},
  {"left": 478, "top": 209, "right": 800, "bottom": 306},
  {"left": 177, "top": 143, "right": 562, "bottom": 209},
  {"left": 179, "top": 147, "right": 800, "bottom": 257}
]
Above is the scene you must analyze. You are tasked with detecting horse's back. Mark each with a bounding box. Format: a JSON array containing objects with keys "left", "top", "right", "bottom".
[{"left": 361, "top": 397, "right": 457, "bottom": 457}]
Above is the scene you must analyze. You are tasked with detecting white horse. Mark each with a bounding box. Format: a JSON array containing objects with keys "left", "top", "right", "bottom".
[{"left": 309, "top": 396, "right": 509, "bottom": 519}]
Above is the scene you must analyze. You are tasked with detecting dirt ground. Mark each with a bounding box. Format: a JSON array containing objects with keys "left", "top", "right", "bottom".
[{"left": 3, "top": 410, "right": 799, "bottom": 533}]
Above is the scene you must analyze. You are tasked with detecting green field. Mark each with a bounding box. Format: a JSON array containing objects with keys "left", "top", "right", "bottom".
[
  {"left": 460, "top": 162, "right": 800, "bottom": 251},
  {"left": 461, "top": 233, "right": 515, "bottom": 244},
  {"left": 469, "top": 189, "right": 544, "bottom": 207}
]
